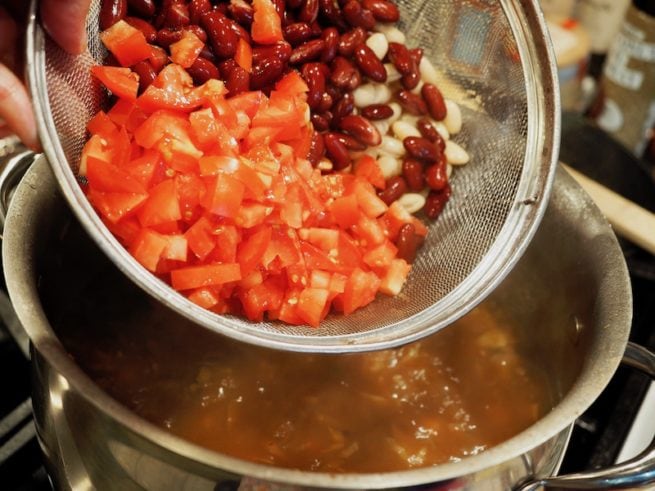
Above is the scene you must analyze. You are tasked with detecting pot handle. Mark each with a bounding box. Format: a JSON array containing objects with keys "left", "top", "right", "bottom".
[
  {"left": 0, "top": 136, "right": 38, "bottom": 230},
  {"left": 516, "top": 342, "right": 655, "bottom": 490}
]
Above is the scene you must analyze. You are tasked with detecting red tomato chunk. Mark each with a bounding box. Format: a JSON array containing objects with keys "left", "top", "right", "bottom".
[{"left": 84, "top": 62, "right": 420, "bottom": 327}]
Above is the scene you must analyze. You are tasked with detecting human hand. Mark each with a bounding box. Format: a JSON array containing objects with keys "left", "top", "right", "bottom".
[{"left": 0, "top": 0, "right": 91, "bottom": 151}]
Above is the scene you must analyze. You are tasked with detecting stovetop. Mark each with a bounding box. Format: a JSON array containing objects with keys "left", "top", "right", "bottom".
[{"left": 1, "top": 114, "right": 654, "bottom": 489}]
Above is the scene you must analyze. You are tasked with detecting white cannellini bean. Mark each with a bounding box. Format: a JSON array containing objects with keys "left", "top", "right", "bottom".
[
  {"left": 375, "top": 24, "right": 406, "bottom": 44},
  {"left": 377, "top": 154, "right": 402, "bottom": 179},
  {"left": 392, "top": 120, "right": 421, "bottom": 140},
  {"left": 445, "top": 140, "right": 470, "bottom": 165},
  {"left": 373, "top": 83, "right": 392, "bottom": 104},
  {"left": 433, "top": 121, "right": 450, "bottom": 141},
  {"left": 444, "top": 99, "right": 462, "bottom": 135},
  {"left": 353, "top": 84, "right": 377, "bottom": 107},
  {"left": 398, "top": 193, "right": 426, "bottom": 215},
  {"left": 372, "top": 119, "right": 390, "bottom": 136},
  {"left": 446, "top": 163, "right": 453, "bottom": 179},
  {"left": 384, "top": 63, "right": 402, "bottom": 83},
  {"left": 399, "top": 114, "right": 419, "bottom": 126},
  {"left": 388, "top": 102, "right": 402, "bottom": 123},
  {"left": 366, "top": 33, "right": 389, "bottom": 61},
  {"left": 419, "top": 56, "right": 439, "bottom": 85},
  {"left": 379, "top": 136, "right": 406, "bottom": 157}
]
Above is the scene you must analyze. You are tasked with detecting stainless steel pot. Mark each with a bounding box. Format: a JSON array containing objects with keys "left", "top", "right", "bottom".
[{"left": 2, "top": 157, "right": 655, "bottom": 490}]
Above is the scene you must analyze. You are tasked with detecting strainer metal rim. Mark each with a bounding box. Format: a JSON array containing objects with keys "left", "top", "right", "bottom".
[{"left": 26, "top": 0, "right": 560, "bottom": 353}]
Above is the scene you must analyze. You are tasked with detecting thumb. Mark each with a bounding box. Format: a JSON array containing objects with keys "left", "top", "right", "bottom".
[
  {"left": 41, "top": 0, "right": 92, "bottom": 55},
  {"left": 0, "top": 64, "right": 39, "bottom": 151}
]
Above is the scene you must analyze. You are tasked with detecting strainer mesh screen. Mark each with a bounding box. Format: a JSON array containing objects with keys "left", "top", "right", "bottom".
[{"left": 38, "top": 0, "right": 548, "bottom": 347}]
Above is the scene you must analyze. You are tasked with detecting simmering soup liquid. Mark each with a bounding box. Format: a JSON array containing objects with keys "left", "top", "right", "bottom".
[{"left": 41, "top": 222, "right": 555, "bottom": 473}]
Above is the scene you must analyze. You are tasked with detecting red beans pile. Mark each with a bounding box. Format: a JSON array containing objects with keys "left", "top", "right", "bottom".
[{"left": 100, "top": 0, "right": 455, "bottom": 249}]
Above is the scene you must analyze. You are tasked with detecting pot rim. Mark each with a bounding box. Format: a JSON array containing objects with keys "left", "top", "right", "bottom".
[{"left": 2, "top": 159, "right": 633, "bottom": 488}]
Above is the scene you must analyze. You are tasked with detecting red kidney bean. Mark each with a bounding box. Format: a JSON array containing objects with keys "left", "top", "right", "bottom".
[
  {"left": 190, "top": 0, "right": 212, "bottom": 25},
  {"left": 230, "top": 21, "right": 252, "bottom": 43},
  {"left": 156, "top": 27, "right": 184, "bottom": 47},
  {"left": 124, "top": 16, "right": 157, "bottom": 42},
  {"left": 252, "top": 42, "right": 293, "bottom": 65},
  {"left": 332, "top": 131, "right": 366, "bottom": 151},
  {"left": 228, "top": 0, "right": 254, "bottom": 26},
  {"left": 361, "top": 103, "right": 393, "bottom": 120},
  {"left": 378, "top": 176, "right": 408, "bottom": 205},
  {"left": 318, "top": 92, "right": 334, "bottom": 112},
  {"left": 127, "top": 0, "right": 155, "bottom": 18},
  {"left": 330, "top": 56, "right": 361, "bottom": 91},
  {"left": 198, "top": 45, "right": 217, "bottom": 63},
  {"left": 301, "top": 62, "right": 328, "bottom": 109},
  {"left": 324, "top": 133, "right": 352, "bottom": 170},
  {"left": 337, "top": 27, "right": 366, "bottom": 57},
  {"left": 185, "top": 24, "right": 208, "bottom": 43},
  {"left": 343, "top": 1, "right": 376, "bottom": 29},
  {"left": 271, "top": 0, "right": 286, "bottom": 18},
  {"left": 402, "top": 159, "right": 425, "bottom": 192},
  {"left": 387, "top": 42, "right": 413, "bottom": 75},
  {"left": 163, "top": 2, "right": 190, "bottom": 28},
  {"left": 100, "top": 0, "right": 127, "bottom": 30},
  {"left": 299, "top": 0, "right": 320, "bottom": 23},
  {"left": 307, "top": 132, "right": 326, "bottom": 165},
  {"left": 396, "top": 223, "right": 423, "bottom": 263},
  {"left": 321, "top": 27, "right": 339, "bottom": 63},
  {"left": 404, "top": 136, "right": 439, "bottom": 163},
  {"left": 401, "top": 69, "right": 420, "bottom": 90},
  {"left": 201, "top": 10, "right": 238, "bottom": 59},
  {"left": 422, "top": 83, "right": 447, "bottom": 121},
  {"left": 225, "top": 63, "right": 250, "bottom": 95},
  {"left": 425, "top": 160, "right": 448, "bottom": 190},
  {"left": 132, "top": 60, "right": 157, "bottom": 93},
  {"left": 409, "top": 47, "right": 423, "bottom": 64},
  {"left": 339, "top": 115, "right": 382, "bottom": 146},
  {"left": 250, "top": 57, "right": 285, "bottom": 89},
  {"left": 284, "top": 23, "right": 313, "bottom": 46},
  {"left": 289, "top": 39, "right": 325, "bottom": 64},
  {"left": 396, "top": 90, "right": 427, "bottom": 115},
  {"left": 187, "top": 56, "right": 220, "bottom": 84},
  {"left": 353, "top": 43, "right": 386, "bottom": 82},
  {"left": 326, "top": 84, "right": 342, "bottom": 103},
  {"left": 417, "top": 118, "right": 438, "bottom": 142},
  {"left": 425, "top": 184, "right": 451, "bottom": 219},
  {"left": 319, "top": 0, "right": 347, "bottom": 30},
  {"left": 332, "top": 91, "right": 354, "bottom": 125},
  {"left": 288, "top": 0, "right": 304, "bottom": 8},
  {"left": 312, "top": 113, "right": 331, "bottom": 131},
  {"left": 362, "top": 0, "right": 400, "bottom": 22}
]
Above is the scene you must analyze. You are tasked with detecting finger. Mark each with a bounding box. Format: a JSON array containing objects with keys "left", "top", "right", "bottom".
[
  {"left": 0, "top": 64, "right": 39, "bottom": 151},
  {"left": 41, "top": 0, "right": 92, "bottom": 55}
]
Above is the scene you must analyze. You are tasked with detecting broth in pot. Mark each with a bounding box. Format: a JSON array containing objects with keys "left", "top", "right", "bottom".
[{"left": 40, "top": 221, "right": 554, "bottom": 473}]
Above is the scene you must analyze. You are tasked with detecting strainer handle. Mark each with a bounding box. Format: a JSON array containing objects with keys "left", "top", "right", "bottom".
[
  {"left": 0, "top": 136, "right": 38, "bottom": 230},
  {"left": 515, "top": 342, "right": 655, "bottom": 490}
]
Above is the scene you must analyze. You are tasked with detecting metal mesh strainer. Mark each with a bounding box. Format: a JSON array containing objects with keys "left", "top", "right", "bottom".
[{"left": 26, "top": 0, "right": 559, "bottom": 352}]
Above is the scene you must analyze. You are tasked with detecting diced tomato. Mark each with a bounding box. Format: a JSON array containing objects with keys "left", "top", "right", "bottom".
[
  {"left": 185, "top": 216, "right": 216, "bottom": 260},
  {"left": 129, "top": 229, "right": 168, "bottom": 272},
  {"left": 169, "top": 31, "right": 204, "bottom": 69},
  {"left": 354, "top": 179, "right": 388, "bottom": 218},
  {"left": 162, "top": 234, "right": 188, "bottom": 261},
  {"left": 204, "top": 173, "right": 245, "bottom": 218},
  {"left": 237, "top": 227, "right": 272, "bottom": 275},
  {"left": 138, "top": 64, "right": 200, "bottom": 112},
  {"left": 251, "top": 0, "right": 283, "bottom": 44},
  {"left": 234, "top": 38, "right": 253, "bottom": 72},
  {"left": 355, "top": 155, "right": 386, "bottom": 190},
  {"left": 297, "top": 288, "right": 329, "bottom": 327},
  {"left": 363, "top": 241, "right": 398, "bottom": 270},
  {"left": 91, "top": 66, "right": 139, "bottom": 101},
  {"left": 275, "top": 71, "right": 309, "bottom": 97},
  {"left": 188, "top": 287, "right": 220, "bottom": 309},
  {"left": 86, "top": 158, "right": 146, "bottom": 194},
  {"left": 87, "top": 110, "right": 117, "bottom": 136},
  {"left": 380, "top": 259, "right": 411, "bottom": 296},
  {"left": 138, "top": 179, "right": 182, "bottom": 227},
  {"left": 171, "top": 263, "right": 241, "bottom": 291},
  {"left": 100, "top": 20, "right": 152, "bottom": 67},
  {"left": 87, "top": 189, "right": 147, "bottom": 223},
  {"left": 341, "top": 268, "right": 381, "bottom": 315},
  {"left": 329, "top": 194, "right": 359, "bottom": 229}
]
